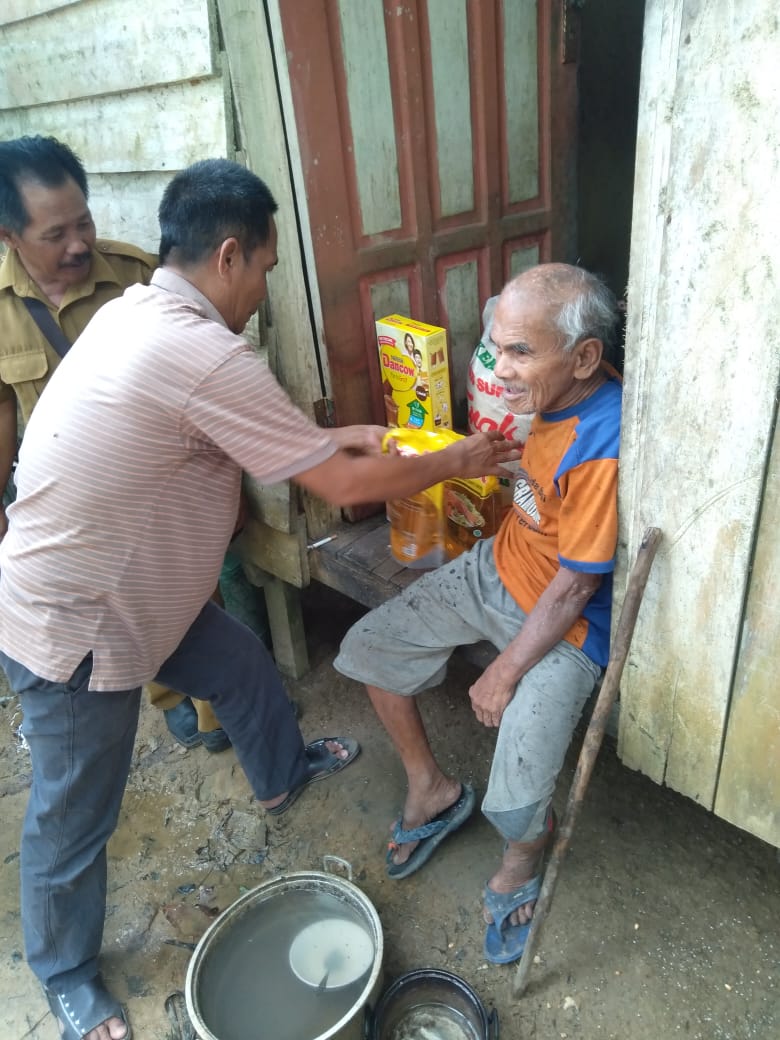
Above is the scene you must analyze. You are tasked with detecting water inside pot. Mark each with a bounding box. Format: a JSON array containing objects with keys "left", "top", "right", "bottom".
[
  {"left": 196, "top": 888, "right": 375, "bottom": 1040},
  {"left": 383, "top": 1002, "right": 480, "bottom": 1040},
  {"left": 370, "top": 969, "right": 493, "bottom": 1040}
]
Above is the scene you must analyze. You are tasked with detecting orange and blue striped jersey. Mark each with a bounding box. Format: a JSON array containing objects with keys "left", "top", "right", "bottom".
[{"left": 493, "top": 372, "right": 622, "bottom": 666}]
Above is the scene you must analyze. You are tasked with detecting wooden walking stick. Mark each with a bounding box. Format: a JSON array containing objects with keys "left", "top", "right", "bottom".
[{"left": 512, "top": 526, "right": 663, "bottom": 997}]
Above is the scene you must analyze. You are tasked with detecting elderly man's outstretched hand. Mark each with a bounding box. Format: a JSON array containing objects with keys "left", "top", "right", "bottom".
[{"left": 452, "top": 430, "right": 522, "bottom": 480}]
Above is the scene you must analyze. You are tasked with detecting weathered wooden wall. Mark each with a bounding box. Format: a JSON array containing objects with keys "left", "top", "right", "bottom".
[
  {"left": 0, "top": 0, "right": 229, "bottom": 250},
  {"left": 618, "top": 0, "right": 780, "bottom": 845}
]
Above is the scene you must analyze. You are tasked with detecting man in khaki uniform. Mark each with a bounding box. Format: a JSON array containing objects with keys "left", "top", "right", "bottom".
[{"left": 0, "top": 134, "right": 229, "bottom": 750}]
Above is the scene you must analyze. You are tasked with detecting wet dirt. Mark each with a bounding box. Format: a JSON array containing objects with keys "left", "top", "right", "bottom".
[{"left": 0, "top": 583, "right": 777, "bottom": 1039}]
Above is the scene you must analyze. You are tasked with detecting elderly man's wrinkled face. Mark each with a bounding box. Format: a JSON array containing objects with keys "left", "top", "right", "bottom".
[
  {"left": 491, "top": 291, "right": 585, "bottom": 415},
  {"left": 4, "top": 176, "right": 97, "bottom": 294}
]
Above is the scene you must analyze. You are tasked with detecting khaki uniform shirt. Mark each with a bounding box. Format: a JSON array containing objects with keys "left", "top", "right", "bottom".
[{"left": 0, "top": 239, "right": 156, "bottom": 427}]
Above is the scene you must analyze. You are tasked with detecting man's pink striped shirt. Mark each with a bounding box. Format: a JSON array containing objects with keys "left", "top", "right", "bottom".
[{"left": 0, "top": 269, "right": 336, "bottom": 689}]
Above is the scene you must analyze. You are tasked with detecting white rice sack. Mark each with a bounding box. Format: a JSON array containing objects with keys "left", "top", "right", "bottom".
[{"left": 466, "top": 296, "right": 533, "bottom": 449}]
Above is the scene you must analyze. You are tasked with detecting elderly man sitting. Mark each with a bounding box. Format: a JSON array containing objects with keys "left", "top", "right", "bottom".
[{"left": 334, "top": 262, "right": 622, "bottom": 964}]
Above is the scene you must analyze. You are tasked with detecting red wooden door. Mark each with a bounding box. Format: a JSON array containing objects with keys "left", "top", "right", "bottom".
[{"left": 279, "top": 0, "right": 578, "bottom": 429}]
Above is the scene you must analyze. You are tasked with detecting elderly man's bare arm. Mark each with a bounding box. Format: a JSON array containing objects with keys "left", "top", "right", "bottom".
[{"left": 468, "top": 565, "right": 602, "bottom": 728}]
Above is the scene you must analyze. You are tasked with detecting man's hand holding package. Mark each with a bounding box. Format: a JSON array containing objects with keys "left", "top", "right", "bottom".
[{"left": 329, "top": 424, "right": 388, "bottom": 455}]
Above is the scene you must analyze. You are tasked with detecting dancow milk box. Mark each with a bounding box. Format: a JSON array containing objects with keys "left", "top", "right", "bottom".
[{"left": 376, "top": 314, "right": 453, "bottom": 430}]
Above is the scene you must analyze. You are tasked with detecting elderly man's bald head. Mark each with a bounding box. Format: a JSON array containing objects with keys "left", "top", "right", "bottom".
[{"left": 499, "top": 263, "right": 619, "bottom": 355}]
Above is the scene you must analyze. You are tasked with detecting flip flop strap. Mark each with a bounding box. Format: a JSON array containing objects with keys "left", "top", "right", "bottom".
[
  {"left": 484, "top": 875, "right": 542, "bottom": 931},
  {"left": 391, "top": 815, "right": 452, "bottom": 844}
]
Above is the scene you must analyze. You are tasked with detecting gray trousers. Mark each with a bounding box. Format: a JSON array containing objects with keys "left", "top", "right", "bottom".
[
  {"left": 334, "top": 538, "right": 602, "bottom": 842},
  {"left": 0, "top": 600, "right": 303, "bottom": 991}
]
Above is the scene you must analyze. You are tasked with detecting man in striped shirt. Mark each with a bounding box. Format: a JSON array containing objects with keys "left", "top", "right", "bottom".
[
  {"left": 0, "top": 158, "right": 517, "bottom": 1040},
  {"left": 0, "top": 134, "right": 234, "bottom": 753}
]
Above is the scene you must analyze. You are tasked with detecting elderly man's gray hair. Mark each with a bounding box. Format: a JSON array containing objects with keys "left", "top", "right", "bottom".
[{"left": 553, "top": 268, "right": 621, "bottom": 353}]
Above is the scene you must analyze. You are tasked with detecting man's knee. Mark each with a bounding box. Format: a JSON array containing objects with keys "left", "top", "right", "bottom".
[{"left": 482, "top": 799, "right": 550, "bottom": 842}]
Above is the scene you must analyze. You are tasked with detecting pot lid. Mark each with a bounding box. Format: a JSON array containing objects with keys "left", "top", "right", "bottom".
[{"left": 288, "top": 917, "right": 374, "bottom": 991}]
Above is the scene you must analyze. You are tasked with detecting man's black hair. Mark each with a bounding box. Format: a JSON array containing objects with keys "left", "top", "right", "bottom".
[
  {"left": 0, "top": 136, "right": 89, "bottom": 234},
  {"left": 158, "top": 159, "right": 278, "bottom": 266}
]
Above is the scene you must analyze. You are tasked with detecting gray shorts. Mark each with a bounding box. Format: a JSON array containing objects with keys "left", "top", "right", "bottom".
[{"left": 334, "top": 538, "right": 601, "bottom": 829}]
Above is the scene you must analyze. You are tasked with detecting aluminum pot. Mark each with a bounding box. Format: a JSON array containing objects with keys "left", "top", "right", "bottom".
[
  {"left": 366, "top": 968, "right": 499, "bottom": 1040},
  {"left": 185, "top": 856, "right": 383, "bottom": 1040}
]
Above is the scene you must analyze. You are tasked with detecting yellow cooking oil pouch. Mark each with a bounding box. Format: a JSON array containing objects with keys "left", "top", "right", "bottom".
[
  {"left": 382, "top": 428, "right": 460, "bottom": 568},
  {"left": 442, "top": 472, "right": 502, "bottom": 559}
]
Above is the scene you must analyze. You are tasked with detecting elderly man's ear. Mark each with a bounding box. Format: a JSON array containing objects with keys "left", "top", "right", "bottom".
[{"left": 573, "top": 336, "right": 604, "bottom": 380}]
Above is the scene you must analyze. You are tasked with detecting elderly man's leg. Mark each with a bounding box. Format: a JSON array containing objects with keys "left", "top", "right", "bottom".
[
  {"left": 366, "top": 685, "right": 462, "bottom": 867},
  {"left": 482, "top": 641, "right": 600, "bottom": 942},
  {"left": 0, "top": 651, "right": 140, "bottom": 1039}
]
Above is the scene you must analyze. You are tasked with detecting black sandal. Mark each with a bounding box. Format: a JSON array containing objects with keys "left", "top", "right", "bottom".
[{"left": 45, "top": 973, "right": 131, "bottom": 1040}]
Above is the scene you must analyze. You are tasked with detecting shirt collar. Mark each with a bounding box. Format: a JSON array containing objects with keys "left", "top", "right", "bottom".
[{"left": 150, "top": 267, "right": 228, "bottom": 328}]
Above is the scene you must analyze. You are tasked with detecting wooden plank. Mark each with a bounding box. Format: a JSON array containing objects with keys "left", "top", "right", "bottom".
[
  {"left": 714, "top": 414, "right": 780, "bottom": 847},
  {"left": 262, "top": 574, "right": 310, "bottom": 679},
  {"left": 0, "top": 80, "right": 226, "bottom": 174},
  {"left": 218, "top": 0, "right": 338, "bottom": 544},
  {"left": 2, "top": 0, "right": 77, "bottom": 25},
  {"left": 617, "top": 0, "right": 780, "bottom": 807},
  {"left": 242, "top": 475, "right": 296, "bottom": 535},
  {"left": 309, "top": 551, "right": 398, "bottom": 611},
  {"left": 335, "top": 523, "right": 396, "bottom": 574},
  {"left": 0, "top": 0, "right": 214, "bottom": 109},
  {"left": 309, "top": 517, "right": 422, "bottom": 607},
  {"left": 235, "top": 515, "right": 310, "bottom": 589},
  {"left": 84, "top": 172, "right": 183, "bottom": 253}
]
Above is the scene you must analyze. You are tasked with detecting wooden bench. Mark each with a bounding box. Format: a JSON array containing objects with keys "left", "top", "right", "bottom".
[{"left": 238, "top": 512, "right": 498, "bottom": 678}]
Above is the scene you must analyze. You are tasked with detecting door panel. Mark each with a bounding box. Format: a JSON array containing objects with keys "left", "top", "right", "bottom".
[{"left": 279, "top": 0, "right": 577, "bottom": 429}]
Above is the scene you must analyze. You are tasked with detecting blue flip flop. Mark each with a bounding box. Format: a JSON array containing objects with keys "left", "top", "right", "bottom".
[
  {"left": 483, "top": 874, "right": 541, "bottom": 964},
  {"left": 386, "top": 783, "right": 476, "bottom": 880}
]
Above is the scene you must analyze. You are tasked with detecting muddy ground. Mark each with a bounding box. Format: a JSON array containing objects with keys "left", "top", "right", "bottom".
[{"left": 0, "top": 582, "right": 777, "bottom": 1040}]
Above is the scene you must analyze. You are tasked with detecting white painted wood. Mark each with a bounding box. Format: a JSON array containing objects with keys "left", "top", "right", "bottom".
[
  {"left": 337, "top": 0, "right": 402, "bottom": 235},
  {"left": 86, "top": 172, "right": 175, "bottom": 253},
  {"left": 265, "top": 0, "right": 332, "bottom": 403},
  {"left": 428, "top": 0, "right": 474, "bottom": 217},
  {"left": 618, "top": 0, "right": 780, "bottom": 813},
  {"left": 216, "top": 0, "right": 323, "bottom": 419},
  {"left": 0, "top": 79, "right": 227, "bottom": 174},
  {"left": 503, "top": 0, "right": 539, "bottom": 203},
  {"left": 0, "top": 0, "right": 213, "bottom": 109},
  {"left": 217, "top": 0, "right": 338, "bottom": 541},
  {"left": 714, "top": 413, "right": 780, "bottom": 847},
  {"left": 2, "top": 0, "right": 77, "bottom": 25}
]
